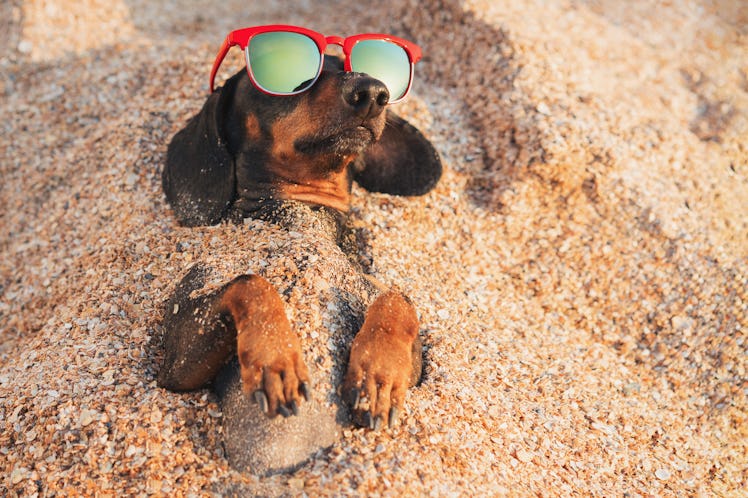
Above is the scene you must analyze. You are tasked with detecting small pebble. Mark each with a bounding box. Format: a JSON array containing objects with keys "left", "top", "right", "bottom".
[
  {"left": 288, "top": 477, "right": 305, "bottom": 489},
  {"left": 655, "top": 468, "right": 671, "bottom": 480},
  {"left": 536, "top": 102, "right": 551, "bottom": 115},
  {"left": 11, "top": 467, "right": 29, "bottom": 484},
  {"left": 79, "top": 410, "right": 98, "bottom": 427},
  {"left": 515, "top": 449, "right": 534, "bottom": 463}
]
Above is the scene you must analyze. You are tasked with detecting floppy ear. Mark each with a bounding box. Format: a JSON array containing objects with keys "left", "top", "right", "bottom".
[
  {"left": 353, "top": 111, "right": 442, "bottom": 196},
  {"left": 162, "top": 75, "right": 239, "bottom": 226}
]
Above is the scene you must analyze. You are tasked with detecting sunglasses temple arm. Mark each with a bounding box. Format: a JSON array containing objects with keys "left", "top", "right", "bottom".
[
  {"left": 209, "top": 35, "right": 233, "bottom": 93},
  {"left": 411, "top": 45, "right": 422, "bottom": 63}
]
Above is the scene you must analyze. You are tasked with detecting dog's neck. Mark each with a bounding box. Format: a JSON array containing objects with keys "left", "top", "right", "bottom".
[
  {"left": 233, "top": 153, "right": 355, "bottom": 215},
  {"left": 274, "top": 176, "right": 351, "bottom": 213},
  {"left": 232, "top": 180, "right": 350, "bottom": 219}
]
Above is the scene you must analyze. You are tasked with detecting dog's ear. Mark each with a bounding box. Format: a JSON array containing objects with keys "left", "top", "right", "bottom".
[
  {"left": 162, "top": 75, "right": 240, "bottom": 226},
  {"left": 353, "top": 111, "right": 442, "bottom": 196}
]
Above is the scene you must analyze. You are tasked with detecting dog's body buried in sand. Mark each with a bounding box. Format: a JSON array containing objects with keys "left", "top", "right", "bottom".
[{"left": 156, "top": 25, "right": 442, "bottom": 474}]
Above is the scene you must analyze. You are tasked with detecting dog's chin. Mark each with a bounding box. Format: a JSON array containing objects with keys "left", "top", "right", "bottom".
[{"left": 295, "top": 125, "right": 376, "bottom": 157}]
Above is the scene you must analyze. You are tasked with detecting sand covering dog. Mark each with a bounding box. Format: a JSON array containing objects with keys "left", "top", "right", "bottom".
[{"left": 157, "top": 29, "right": 441, "bottom": 474}]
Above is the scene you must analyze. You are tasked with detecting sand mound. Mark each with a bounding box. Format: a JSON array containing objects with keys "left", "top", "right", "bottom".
[{"left": 1, "top": 0, "right": 745, "bottom": 495}]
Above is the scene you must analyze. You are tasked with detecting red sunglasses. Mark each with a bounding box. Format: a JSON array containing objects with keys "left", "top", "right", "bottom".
[{"left": 209, "top": 25, "right": 422, "bottom": 103}]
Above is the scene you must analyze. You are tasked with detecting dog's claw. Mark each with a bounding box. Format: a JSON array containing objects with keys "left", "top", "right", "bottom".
[
  {"left": 300, "top": 382, "right": 311, "bottom": 402},
  {"left": 346, "top": 387, "right": 361, "bottom": 410},
  {"left": 277, "top": 404, "right": 292, "bottom": 418},
  {"left": 290, "top": 400, "right": 299, "bottom": 416},
  {"left": 372, "top": 415, "right": 384, "bottom": 431},
  {"left": 253, "top": 390, "right": 269, "bottom": 414},
  {"left": 388, "top": 407, "right": 400, "bottom": 428}
]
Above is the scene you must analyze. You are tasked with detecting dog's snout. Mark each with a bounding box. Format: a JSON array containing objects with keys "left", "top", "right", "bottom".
[{"left": 343, "top": 75, "right": 389, "bottom": 119}]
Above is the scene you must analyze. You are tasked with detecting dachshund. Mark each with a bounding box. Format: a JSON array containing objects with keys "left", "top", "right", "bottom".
[{"left": 157, "top": 53, "right": 441, "bottom": 474}]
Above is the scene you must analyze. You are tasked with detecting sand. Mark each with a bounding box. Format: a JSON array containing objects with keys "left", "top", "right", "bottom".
[{"left": 1, "top": 0, "right": 746, "bottom": 495}]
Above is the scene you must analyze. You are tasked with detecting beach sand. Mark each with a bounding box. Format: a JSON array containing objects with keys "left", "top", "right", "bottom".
[{"left": 1, "top": 0, "right": 746, "bottom": 495}]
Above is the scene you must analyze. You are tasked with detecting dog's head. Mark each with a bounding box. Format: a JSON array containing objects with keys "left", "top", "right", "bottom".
[{"left": 163, "top": 55, "right": 442, "bottom": 226}]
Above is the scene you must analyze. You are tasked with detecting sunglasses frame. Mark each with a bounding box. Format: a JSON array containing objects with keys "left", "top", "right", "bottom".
[{"left": 209, "top": 24, "right": 422, "bottom": 103}]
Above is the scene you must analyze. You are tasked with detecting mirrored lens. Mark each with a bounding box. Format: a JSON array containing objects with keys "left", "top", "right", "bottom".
[
  {"left": 247, "top": 32, "right": 321, "bottom": 94},
  {"left": 350, "top": 40, "right": 411, "bottom": 100}
]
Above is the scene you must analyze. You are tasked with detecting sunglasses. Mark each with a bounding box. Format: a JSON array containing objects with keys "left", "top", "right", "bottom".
[{"left": 209, "top": 25, "right": 422, "bottom": 103}]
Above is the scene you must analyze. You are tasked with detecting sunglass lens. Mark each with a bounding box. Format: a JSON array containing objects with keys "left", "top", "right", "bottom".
[
  {"left": 350, "top": 40, "right": 411, "bottom": 101},
  {"left": 247, "top": 32, "right": 321, "bottom": 94}
]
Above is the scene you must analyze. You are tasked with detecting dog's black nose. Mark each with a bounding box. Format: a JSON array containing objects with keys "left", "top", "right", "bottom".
[{"left": 343, "top": 75, "right": 389, "bottom": 119}]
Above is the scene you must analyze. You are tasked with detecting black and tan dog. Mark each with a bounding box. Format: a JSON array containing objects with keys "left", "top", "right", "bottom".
[{"left": 157, "top": 54, "right": 441, "bottom": 473}]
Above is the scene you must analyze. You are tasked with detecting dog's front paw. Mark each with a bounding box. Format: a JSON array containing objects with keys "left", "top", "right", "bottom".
[
  {"left": 238, "top": 328, "right": 311, "bottom": 418},
  {"left": 342, "top": 291, "right": 421, "bottom": 430},
  {"left": 221, "top": 275, "right": 311, "bottom": 418}
]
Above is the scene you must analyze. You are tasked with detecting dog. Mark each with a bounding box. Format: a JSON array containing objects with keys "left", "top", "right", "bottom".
[{"left": 157, "top": 53, "right": 441, "bottom": 474}]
